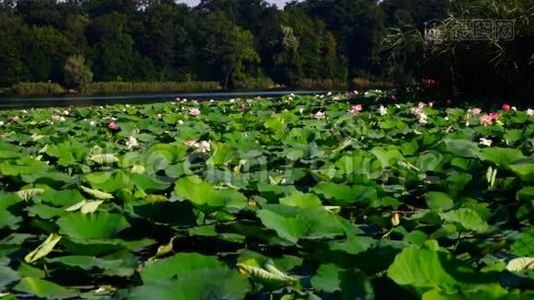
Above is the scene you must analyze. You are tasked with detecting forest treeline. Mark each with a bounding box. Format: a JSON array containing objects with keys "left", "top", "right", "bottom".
[{"left": 0, "top": 0, "right": 533, "bottom": 100}]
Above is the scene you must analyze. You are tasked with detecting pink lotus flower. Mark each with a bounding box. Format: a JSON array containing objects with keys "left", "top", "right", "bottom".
[
  {"left": 422, "top": 78, "right": 438, "bottom": 86},
  {"left": 446, "top": 99, "right": 453, "bottom": 105},
  {"left": 348, "top": 104, "right": 363, "bottom": 115},
  {"left": 184, "top": 140, "right": 211, "bottom": 153},
  {"left": 467, "top": 108, "right": 482, "bottom": 115},
  {"left": 240, "top": 103, "right": 248, "bottom": 110},
  {"left": 185, "top": 140, "right": 197, "bottom": 147},
  {"left": 479, "top": 114, "right": 493, "bottom": 126},
  {"left": 489, "top": 112, "right": 500, "bottom": 120},
  {"left": 410, "top": 103, "right": 426, "bottom": 116},
  {"left": 108, "top": 121, "right": 119, "bottom": 130},
  {"left": 189, "top": 108, "right": 201, "bottom": 117},
  {"left": 502, "top": 104, "right": 511, "bottom": 111}
]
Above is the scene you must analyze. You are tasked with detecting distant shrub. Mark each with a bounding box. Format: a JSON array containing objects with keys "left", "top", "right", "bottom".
[
  {"left": 11, "top": 82, "right": 65, "bottom": 97},
  {"left": 64, "top": 55, "right": 93, "bottom": 89},
  {"left": 297, "top": 79, "right": 349, "bottom": 90},
  {"left": 82, "top": 81, "right": 222, "bottom": 94}
]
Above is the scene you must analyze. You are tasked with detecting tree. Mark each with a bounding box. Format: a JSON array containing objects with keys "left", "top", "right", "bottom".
[
  {"left": 0, "top": 13, "right": 23, "bottom": 86},
  {"left": 88, "top": 12, "right": 151, "bottom": 81},
  {"left": 19, "top": 26, "right": 74, "bottom": 82},
  {"left": 381, "top": 22, "right": 424, "bottom": 85},
  {"left": 192, "top": 11, "right": 260, "bottom": 88},
  {"left": 63, "top": 55, "right": 93, "bottom": 88},
  {"left": 428, "top": 0, "right": 534, "bottom": 102},
  {"left": 295, "top": 0, "right": 386, "bottom": 78},
  {"left": 133, "top": 0, "right": 193, "bottom": 80},
  {"left": 15, "top": 0, "right": 63, "bottom": 28}
]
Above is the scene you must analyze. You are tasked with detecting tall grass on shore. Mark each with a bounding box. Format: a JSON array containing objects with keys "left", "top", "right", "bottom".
[
  {"left": 233, "top": 78, "right": 277, "bottom": 90},
  {"left": 297, "top": 79, "right": 349, "bottom": 90},
  {"left": 82, "top": 81, "right": 222, "bottom": 94},
  {"left": 352, "top": 77, "right": 397, "bottom": 90},
  {"left": 11, "top": 82, "right": 66, "bottom": 97}
]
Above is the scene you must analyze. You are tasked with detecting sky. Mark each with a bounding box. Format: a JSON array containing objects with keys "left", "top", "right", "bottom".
[{"left": 177, "top": 0, "right": 292, "bottom": 8}]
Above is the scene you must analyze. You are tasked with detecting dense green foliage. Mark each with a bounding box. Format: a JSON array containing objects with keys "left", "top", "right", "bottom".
[
  {"left": 0, "top": 92, "right": 533, "bottom": 298},
  {"left": 1, "top": 0, "right": 531, "bottom": 99}
]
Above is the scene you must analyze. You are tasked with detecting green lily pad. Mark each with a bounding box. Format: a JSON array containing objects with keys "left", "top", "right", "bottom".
[
  {"left": 57, "top": 212, "right": 129, "bottom": 241},
  {"left": 257, "top": 205, "right": 346, "bottom": 244}
]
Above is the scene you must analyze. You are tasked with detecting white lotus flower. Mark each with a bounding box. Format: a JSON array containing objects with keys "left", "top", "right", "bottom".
[
  {"left": 126, "top": 136, "right": 139, "bottom": 149},
  {"left": 418, "top": 113, "right": 428, "bottom": 124},
  {"left": 0, "top": 121, "right": 4, "bottom": 126},
  {"left": 479, "top": 138, "right": 493, "bottom": 147},
  {"left": 378, "top": 105, "right": 387, "bottom": 116},
  {"left": 198, "top": 141, "right": 211, "bottom": 153},
  {"left": 89, "top": 121, "right": 96, "bottom": 126},
  {"left": 52, "top": 115, "right": 66, "bottom": 122},
  {"left": 185, "top": 140, "right": 211, "bottom": 153},
  {"left": 178, "top": 120, "right": 184, "bottom": 125},
  {"left": 527, "top": 109, "right": 534, "bottom": 116},
  {"left": 314, "top": 111, "right": 325, "bottom": 120}
]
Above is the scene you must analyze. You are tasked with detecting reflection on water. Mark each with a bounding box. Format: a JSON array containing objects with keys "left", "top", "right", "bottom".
[{"left": 0, "top": 90, "right": 327, "bottom": 110}]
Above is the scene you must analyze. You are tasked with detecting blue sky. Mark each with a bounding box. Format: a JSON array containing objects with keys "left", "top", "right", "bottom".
[{"left": 177, "top": 0, "right": 292, "bottom": 8}]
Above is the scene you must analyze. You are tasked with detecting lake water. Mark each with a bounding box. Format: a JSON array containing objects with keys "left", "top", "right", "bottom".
[{"left": 0, "top": 90, "right": 327, "bottom": 110}]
